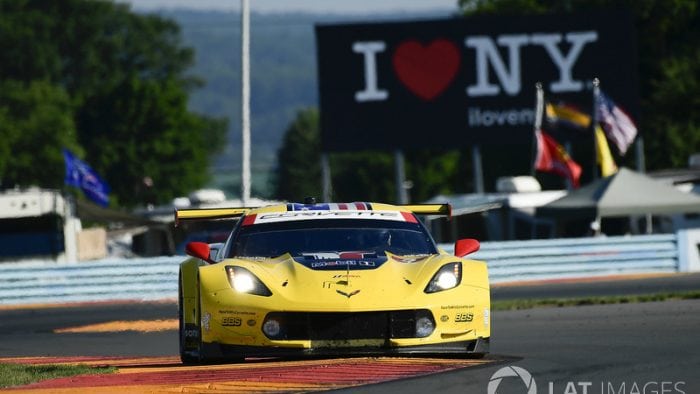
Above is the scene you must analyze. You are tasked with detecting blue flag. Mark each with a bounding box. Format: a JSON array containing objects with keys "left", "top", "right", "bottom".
[{"left": 63, "top": 149, "right": 110, "bottom": 207}]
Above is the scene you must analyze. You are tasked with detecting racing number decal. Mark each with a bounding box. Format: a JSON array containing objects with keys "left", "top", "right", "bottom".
[{"left": 455, "top": 313, "right": 474, "bottom": 322}]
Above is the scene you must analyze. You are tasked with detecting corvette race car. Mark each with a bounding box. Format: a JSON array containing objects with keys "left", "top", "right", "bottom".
[{"left": 177, "top": 201, "right": 490, "bottom": 363}]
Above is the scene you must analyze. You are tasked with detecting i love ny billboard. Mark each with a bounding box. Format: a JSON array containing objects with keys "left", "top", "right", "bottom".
[{"left": 315, "top": 11, "right": 637, "bottom": 152}]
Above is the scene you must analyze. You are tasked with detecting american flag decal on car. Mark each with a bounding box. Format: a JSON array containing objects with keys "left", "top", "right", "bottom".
[{"left": 287, "top": 202, "right": 372, "bottom": 211}]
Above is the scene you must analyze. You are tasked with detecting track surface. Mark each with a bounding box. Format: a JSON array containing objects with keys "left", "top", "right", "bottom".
[
  {"left": 491, "top": 272, "right": 700, "bottom": 300},
  {"left": 1, "top": 274, "right": 699, "bottom": 393}
]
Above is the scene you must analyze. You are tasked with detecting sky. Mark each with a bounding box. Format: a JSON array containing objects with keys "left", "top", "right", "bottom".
[{"left": 121, "top": 0, "right": 458, "bottom": 14}]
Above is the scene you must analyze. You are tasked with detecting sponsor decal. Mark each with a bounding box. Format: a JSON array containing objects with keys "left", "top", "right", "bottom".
[
  {"left": 304, "top": 251, "right": 376, "bottom": 260},
  {"left": 311, "top": 260, "right": 375, "bottom": 268},
  {"left": 219, "top": 310, "right": 256, "bottom": 316},
  {"left": 332, "top": 274, "right": 361, "bottom": 279},
  {"left": 455, "top": 313, "right": 474, "bottom": 323},
  {"left": 440, "top": 315, "right": 449, "bottom": 322},
  {"left": 222, "top": 317, "right": 242, "bottom": 327},
  {"left": 254, "top": 210, "right": 405, "bottom": 224},
  {"left": 202, "top": 312, "right": 211, "bottom": 332},
  {"left": 183, "top": 324, "right": 200, "bottom": 349},
  {"left": 183, "top": 324, "right": 199, "bottom": 339},
  {"left": 484, "top": 308, "right": 490, "bottom": 327},
  {"left": 441, "top": 305, "right": 475, "bottom": 310}
]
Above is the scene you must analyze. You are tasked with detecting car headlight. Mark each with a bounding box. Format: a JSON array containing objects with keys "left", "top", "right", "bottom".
[
  {"left": 424, "top": 262, "right": 462, "bottom": 293},
  {"left": 225, "top": 266, "right": 272, "bottom": 296}
]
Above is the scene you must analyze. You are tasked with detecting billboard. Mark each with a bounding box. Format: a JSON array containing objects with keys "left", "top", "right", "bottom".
[{"left": 315, "top": 11, "right": 637, "bottom": 152}]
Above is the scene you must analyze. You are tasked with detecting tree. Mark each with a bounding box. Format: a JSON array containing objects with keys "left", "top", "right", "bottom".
[
  {"left": 0, "top": 0, "right": 226, "bottom": 206},
  {"left": 275, "top": 108, "right": 322, "bottom": 201},
  {"left": 77, "top": 77, "right": 226, "bottom": 206},
  {"left": 458, "top": 0, "right": 700, "bottom": 171},
  {"left": 0, "top": 80, "right": 81, "bottom": 189}
]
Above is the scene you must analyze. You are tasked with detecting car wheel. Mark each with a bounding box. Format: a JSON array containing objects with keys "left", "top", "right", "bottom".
[{"left": 179, "top": 271, "right": 201, "bottom": 364}]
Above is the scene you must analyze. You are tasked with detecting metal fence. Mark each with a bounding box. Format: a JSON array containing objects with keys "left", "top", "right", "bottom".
[
  {"left": 442, "top": 234, "right": 678, "bottom": 283},
  {"left": 0, "top": 234, "right": 682, "bottom": 306},
  {"left": 0, "top": 256, "right": 181, "bottom": 305}
]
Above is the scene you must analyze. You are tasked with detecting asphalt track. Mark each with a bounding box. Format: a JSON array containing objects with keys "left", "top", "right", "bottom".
[{"left": 1, "top": 274, "right": 699, "bottom": 393}]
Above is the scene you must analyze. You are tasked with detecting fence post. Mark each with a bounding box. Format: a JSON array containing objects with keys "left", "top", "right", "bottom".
[{"left": 677, "top": 229, "right": 700, "bottom": 272}]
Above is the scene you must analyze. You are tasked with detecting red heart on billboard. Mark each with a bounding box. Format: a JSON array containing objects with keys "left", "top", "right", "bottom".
[{"left": 392, "top": 39, "right": 460, "bottom": 101}]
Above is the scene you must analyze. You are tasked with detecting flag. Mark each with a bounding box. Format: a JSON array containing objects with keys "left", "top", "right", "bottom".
[
  {"left": 534, "top": 129, "right": 582, "bottom": 188},
  {"left": 63, "top": 149, "right": 110, "bottom": 207},
  {"left": 595, "top": 125, "right": 618, "bottom": 177},
  {"left": 545, "top": 102, "right": 591, "bottom": 130},
  {"left": 596, "top": 90, "right": 637, "bottom": 155}
]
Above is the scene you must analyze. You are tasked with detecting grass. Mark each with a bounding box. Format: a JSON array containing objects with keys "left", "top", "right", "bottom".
[
  {"left": 492, "top": 290, "right": 700, "bottom": 311},
  {"left": 0, "top": 363, "right": 115, "bottom": 389}
]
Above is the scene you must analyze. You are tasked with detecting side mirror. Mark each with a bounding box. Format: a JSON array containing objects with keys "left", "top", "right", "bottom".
[
  {"left": 209, "top": 242, "right": 225, "bottom": 262},
  {"left": 186, "top": 241, "right": 213, "bottom": 263},
  {"left": 454, "top": 238, "right": 480, "bottom": 257}
]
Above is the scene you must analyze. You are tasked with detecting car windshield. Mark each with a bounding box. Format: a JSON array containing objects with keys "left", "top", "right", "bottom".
[{"left": 228, "top": 218, "right": 437, "bottom": 258}]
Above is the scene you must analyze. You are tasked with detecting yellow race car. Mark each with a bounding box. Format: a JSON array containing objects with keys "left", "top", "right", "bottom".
[{"left": 177, "top": 201, "right": 490, "bottom": 363}]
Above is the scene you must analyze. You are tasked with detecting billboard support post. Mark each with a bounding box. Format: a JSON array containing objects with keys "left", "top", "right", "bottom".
[
  {"left": 321, "top": 153, "right": 331, "bottom": 202},
  {"left": 394, "top": 150, "right": 408, "bottom": 204},
  {"left": 636, "top": 136, "right": 646, "bottom": 173},
  {"left": 472, "top": 145, "right": 484, "bottom": 194}
]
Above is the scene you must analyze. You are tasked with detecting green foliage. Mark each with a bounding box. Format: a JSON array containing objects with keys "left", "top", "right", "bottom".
[
  {"left": 0, "top": 363, "right": 115, "bottom": 388},
  {"left": 331, "top": 152, "right": 396, "bottom": 202},
  {"left": 77, "top": 77, "right": 226, "bottom": 206},
  {"left": 405, "top": 150, "right": 463, "bottom": 202},
  {"left": 0, "top": 0, "right": 226, "bottom": 206},
  {"left": 459, "top": 0, "right": 700, "bottom": 171},
  {"left": 0, "top": 80, "right": 80, "bottom": 189},
  {"left": 275, "top": 108, "right": 322, "bottom": 201}
]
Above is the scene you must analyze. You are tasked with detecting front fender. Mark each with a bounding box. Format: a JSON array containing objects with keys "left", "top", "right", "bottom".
[{"left": 180, "top": 257, "right": 206, "bottom": 327}]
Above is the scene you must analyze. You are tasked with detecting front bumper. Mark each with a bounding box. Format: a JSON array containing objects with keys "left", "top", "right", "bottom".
[{"left": 202, "top": 337, "right": 490, "bottom": 358}]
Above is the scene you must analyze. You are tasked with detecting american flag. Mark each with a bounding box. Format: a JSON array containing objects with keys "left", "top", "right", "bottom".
[{"left": 596, "top": 90, "right": 638, "bottom": 155}]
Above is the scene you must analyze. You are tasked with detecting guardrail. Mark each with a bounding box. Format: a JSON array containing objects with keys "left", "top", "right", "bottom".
[
  {"left": 440, "top": 233, "right": 678, "bottom": 283},
  {"left": 0, "top": 256, "right": 182, "bottom": 305},
  {"left": 0, "top": 233, "right": 689, "bottom": 306}
]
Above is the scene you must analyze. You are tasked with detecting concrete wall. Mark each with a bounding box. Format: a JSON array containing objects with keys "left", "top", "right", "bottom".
[{"left": 77, "top": 227, "right": 107, "bottom": 261}]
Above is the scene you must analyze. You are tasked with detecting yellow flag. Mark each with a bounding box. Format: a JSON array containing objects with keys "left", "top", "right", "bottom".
[
  {"left": 546, "top": 102, "right": 592, "bottom": 129},
  {"left": 595, "top": 125, "right": 618, "bottom": 177}
]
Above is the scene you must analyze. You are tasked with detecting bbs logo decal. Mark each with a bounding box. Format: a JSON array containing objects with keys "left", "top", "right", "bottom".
[
  {"left": 222, "top": 317, "right": 242, "bottom": 327},
  {"left": 455, "top": 313, "right": 474, "bottom": 322}
]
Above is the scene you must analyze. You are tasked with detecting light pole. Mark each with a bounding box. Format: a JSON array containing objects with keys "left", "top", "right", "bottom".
[{"left": 240, "top": 0, "right": 251, "bottom": 206}]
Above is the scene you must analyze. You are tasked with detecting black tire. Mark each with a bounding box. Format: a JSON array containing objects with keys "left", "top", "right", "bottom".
[
  {"left": 179, "top": 271, "right": 201, "bottom": 364},
  {"left": 180, "top": 271, "right": 244, "bottom": 364}
]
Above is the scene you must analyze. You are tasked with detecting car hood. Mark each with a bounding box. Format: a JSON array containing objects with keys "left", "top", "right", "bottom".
[{"left": 200, "top": 252, "right": 487, "bottom": 310}]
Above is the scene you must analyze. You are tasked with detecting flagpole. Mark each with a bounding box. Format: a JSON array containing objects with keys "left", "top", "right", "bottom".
[
  {"left": 592, "top": 77, "right": 600, "bottom": 181},
  {"left": 531, "top": 82, "right": 544, "bottom": 176},
  {"left": 241, "top": 0, "right": 251, "bottom": 206}
]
